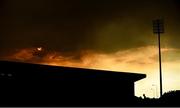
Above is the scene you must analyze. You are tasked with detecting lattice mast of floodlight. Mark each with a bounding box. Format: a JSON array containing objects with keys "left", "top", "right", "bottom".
[{"left": 153, "top": 19, "right": 164, "bottom": 97}]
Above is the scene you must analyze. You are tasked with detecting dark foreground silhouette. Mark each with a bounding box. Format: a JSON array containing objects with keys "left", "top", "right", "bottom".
[
  {"left": 0, "top": 60, "right": 146, "bottom": 107},
  {"left": 134, "top": 90, "right": 180, "bottom": 107},
  {"left": 0, "top": 60, "right": 179, "bottom": 106}
]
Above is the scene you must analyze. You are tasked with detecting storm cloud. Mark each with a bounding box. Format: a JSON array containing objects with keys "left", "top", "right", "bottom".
[{"left": 0, "top": 0, "right": 180, "bottom": 54}]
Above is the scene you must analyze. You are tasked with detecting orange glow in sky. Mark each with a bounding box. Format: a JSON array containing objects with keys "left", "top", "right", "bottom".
[{"left": 1, "top": 46, "right": 180, "bottom": 98}]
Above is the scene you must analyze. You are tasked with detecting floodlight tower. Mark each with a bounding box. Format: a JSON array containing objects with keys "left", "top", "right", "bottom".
[{"left": 153, "top": 19, "right": 164, "bottom": 97}]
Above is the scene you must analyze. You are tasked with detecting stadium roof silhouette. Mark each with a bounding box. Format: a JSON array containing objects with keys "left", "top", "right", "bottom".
[
  {"left": 0, "top": 60, "right": 146, "bottom": 81},
  {"left": 0, "top": 60, "right": 146, "bottom": 106}
]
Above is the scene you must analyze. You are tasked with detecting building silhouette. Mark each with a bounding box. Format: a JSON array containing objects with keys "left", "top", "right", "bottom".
[{"left": 0, "top": 60, "right": 146, "bottom": 106}]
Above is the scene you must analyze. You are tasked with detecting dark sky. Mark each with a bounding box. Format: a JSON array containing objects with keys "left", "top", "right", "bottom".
[{"left": 0, "top": 0, "right": 180, "bottom": 55}]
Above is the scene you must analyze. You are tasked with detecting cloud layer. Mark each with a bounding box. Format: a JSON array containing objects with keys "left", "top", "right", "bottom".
[{"left": 0, "top": 0, "right": 180, "bottom": 53}]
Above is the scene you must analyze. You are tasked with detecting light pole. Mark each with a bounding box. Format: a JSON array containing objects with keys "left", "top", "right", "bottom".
[
  {"left": 152, "top": 84, "right": 158, "bottom": 98},
  {"left": 150, "top": 88, "right": 155, "bottom": 98},
  {"left": 153, "top": 19, "right": 164, "bottom": 97}
]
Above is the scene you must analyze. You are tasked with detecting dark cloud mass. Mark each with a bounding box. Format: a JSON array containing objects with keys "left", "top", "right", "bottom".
[{"left": 0, "top": 0, "right": 180, "bottom": 55}]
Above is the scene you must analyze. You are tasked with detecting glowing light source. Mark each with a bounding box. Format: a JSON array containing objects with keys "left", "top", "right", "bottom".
[{"left": 37, "top": 47, "right": 42, "bottom": 51}]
